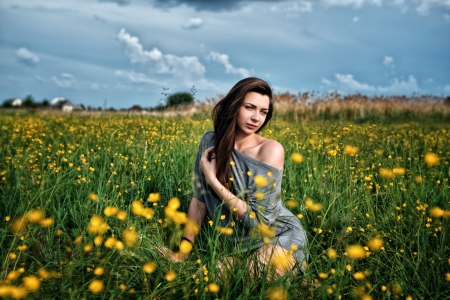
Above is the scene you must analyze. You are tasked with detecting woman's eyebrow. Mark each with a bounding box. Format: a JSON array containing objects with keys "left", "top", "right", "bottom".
[{"left": 244, "top": 102, "right": 269, "bottom": 110}]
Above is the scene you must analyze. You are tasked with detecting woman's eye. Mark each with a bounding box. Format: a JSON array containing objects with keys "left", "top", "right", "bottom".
[
  {"left": 261, "top": 111, "right": 268, "bottom": 115},
  {"left": 245, "top": 106, "right": 253, "bottom": 110}
]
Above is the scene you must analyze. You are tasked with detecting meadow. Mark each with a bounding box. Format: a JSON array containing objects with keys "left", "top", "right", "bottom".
[{"left": 0, "top": 95, "right": 449, "bottom": 299}]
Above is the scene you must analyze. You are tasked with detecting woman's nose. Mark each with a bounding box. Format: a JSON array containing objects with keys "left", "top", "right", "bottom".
[{"left": 252, "top": 111, "right": 260, "bottom": 121}]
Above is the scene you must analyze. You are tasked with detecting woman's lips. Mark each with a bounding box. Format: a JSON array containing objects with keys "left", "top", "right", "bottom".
[{"left": 246, "top": 123, "right": 257, "bottom": 129}]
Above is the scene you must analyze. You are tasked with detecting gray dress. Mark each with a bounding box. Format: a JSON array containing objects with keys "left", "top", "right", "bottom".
[{"left": 193, "top": 131, "right": 308, "bottom": 265}]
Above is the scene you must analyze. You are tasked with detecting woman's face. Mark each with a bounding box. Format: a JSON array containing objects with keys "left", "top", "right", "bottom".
[{"left": 236, "top": 91, "right": 270, "bottom": 135}]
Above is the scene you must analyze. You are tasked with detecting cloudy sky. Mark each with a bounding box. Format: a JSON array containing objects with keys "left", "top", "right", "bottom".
[{"left": 1, "top": 0, "right": 449, "bottom": 108}]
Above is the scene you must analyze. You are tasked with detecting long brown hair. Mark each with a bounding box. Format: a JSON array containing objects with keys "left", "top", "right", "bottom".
[{"left": 212, "top": 77, "right": 273, "bottom": 189}]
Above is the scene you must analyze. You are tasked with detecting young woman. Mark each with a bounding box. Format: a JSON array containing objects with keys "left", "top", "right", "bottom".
[{"left": 169, "top": 77, "right": 308, "bottom": 277}]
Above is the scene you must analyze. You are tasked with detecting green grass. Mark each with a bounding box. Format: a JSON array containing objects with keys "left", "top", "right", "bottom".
[{"left": 0, "top": 111, "right": 449, "bottom": 299}]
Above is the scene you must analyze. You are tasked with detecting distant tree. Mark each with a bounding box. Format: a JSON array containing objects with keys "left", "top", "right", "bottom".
[
  {"left": 42, "top": 99, "right": 49, "bottom": 106},
  {"left": 166, "top": 92, "right": 194, "bottom": 107},
  {"left": 23, "top": 95, "right": 35, "bottom": 107},
  {"left": 2, "top": 100, "right": 12, "bottom": 108},
  {"left": 445, "top": 96, "right": 450, "bottom": 106}
]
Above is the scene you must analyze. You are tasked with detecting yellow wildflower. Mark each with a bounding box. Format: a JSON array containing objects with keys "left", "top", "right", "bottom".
[
  {"left": 165, "top": 270, "right": 176, "bottom": 282},
  {"left": 88, "top": 279, "right": 104, "bottom": 294},
  {"left": 424, "top": 152, "right": 439, "bottom": 167},
  {"left": 254, "top": 175, "right": 268, "bottom": 187},
  {"left": 143, "top": 262, "right": 156, "bottom": 274},
  {"left": 291, "top": 153, "right": 304, "bottom": 164},
  {"left": 343, "top": 145, "right": 358, "bottom": 156},
  {"left": 346, "top": 245, "right": 366, "bottom": 259}
]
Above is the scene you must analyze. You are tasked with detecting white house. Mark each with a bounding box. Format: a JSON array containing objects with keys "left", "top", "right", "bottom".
[{"left": 51, "top": 97, "right": 71, "bottom": 109}]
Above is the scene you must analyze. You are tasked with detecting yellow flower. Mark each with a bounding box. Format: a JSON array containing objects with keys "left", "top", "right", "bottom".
[
  {"left": 185, "top": 219, "right": 200, "bottom": 236},
  {"left": 116, "top": 211, "right": 127, "bottom": 220},
  {"left": 379, "top": 168, "right": 394, "bottom": 179},
  {"left": 88, "top": 279, "right": 104, "bottom": 294},
  {"left": 93, "top": 267, "right": 104, "bottom": 276},
  {"left": 122, "top": 228, "right": 139, "bottom": 246},
  {"left": 230, "top": 161, "right": 235, "bottom": 166},
  {"left": 89, "top": 193, "right": 99, "bottom": 202},
  {"left": 17, "top": 245, "right": 27, "bottom": 251},
  {"left": 208, "top": 283, "right": 220, "bottom": 293},
  {"left": 445, "top": 273, "right": 450, "bottom": 282},
  {"left": 254, "top": 192, "right": 265, "bottom": 200},
  {"left": 270, "top": 250, "right": 293, "bottom": 272},
  {"left": 9, "top": 217, "right": 28, "bottom": 234},
  {"left": 430, "top": 207, "right": 444, "bottom": 218},
  {"left": 179, "top": 240, "right": 193, "bottom": 254},
  {"left": 143, "top": 262, "right": 156, "bottom": 274},
  {"left": 73, "top": 235, "right": 82, "bottom": 245},
  {"left": 367, "top": 238, "right": 383, "bottom": 251},
  {"left": 94, "top": 236, "right": 103, "bottom": 246},
  {"left": 305, "top": 198, "right": 322, "bottom": 212},
  {"left": 39, "top": 218, "right": 53, "bottom": 227},
  {"left": 103, "top": 206, "right": 119, "bottom": 217},
  {"left": 285, "top": 199, "right": 298, "bottom": 208},
  {"left": 9, "top": 252, "right": 17, "bottom": 260},
  {"left": 393, "top": 167, "right": 405, "bottom": 176},
  {"left": 318, "top": 272, "right": 328, "bottom": 279},
  {"left": 88, "top": 215, "right": 108, "bottom": 235},
  {"left": 23, "top": 276, "right": 40, "bottom": 291},
  {"left": 114, "top": 241, "right": 124, "bottom": 250},
  {"left": 424, "top": 152, "right": 439, "bottom": 167},
  {"left": 353, "top": 272, "right": 365, "bottom": 280},
  {"left": 343, "top": 145, "right": 358, "bottom": 156},
  {"left": 415, "top": 175, "right": 423, "bottom": 183},
  {"left": 26, "top": 209, "right": 44, "bottom": 223},
  {"left": 254, "top": 175, "right": 268, "bottom": 187},
  {"left": 247, "top": 171, "right": 253, "bottom": 176},
  {"left": 84, "top": 243, "right": 93, "bottom": 252},
  {"left": 258, "top": 222, "right": 275, "bottom": 238},
  {"left": 104, "top": 237, "right": 117, "bottom": 248},
  {"left": 131, "top": 201, "right": 144, "bottom": 216},
  {"left": 216, "top": 226, "right": 234, "bottom": 235},
  {"left": 381, "top": 285, "right": 387, "bottom": 292},
  {"left": 326, "top": 248, "right": 337, "bottom": 259},
  {"left": 165, "top": 270, "right": 176, "bottom": 282},
  {"left": 346, "top": 245, "right": 366, "bottom": 259},
  {"left": 168, "top": 197, "right": 180, "bottom": 210},
  {"left": 147, "top": 193, "right": 160, "bottom": 203},
  {"left": 291, "top": 153, "right": 304, "bottom": 164},
  {"left": 265, "top": 286, "right": 288, "bottom": 300},
  {"left": 249, "top": 211, "right": 256, "bottom": 219},
  {"left": 5, "top": 215, "right": 10, "bottom": 221}
]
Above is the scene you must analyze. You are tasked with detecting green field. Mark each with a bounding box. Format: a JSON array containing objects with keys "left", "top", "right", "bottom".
[{"left": 0, "top": 110, "right": 449, "bottom": 299}]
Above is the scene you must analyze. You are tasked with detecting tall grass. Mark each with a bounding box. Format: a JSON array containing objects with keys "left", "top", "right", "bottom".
[{"left": 0, "top": 108, "right": 449, "bottom": 299}]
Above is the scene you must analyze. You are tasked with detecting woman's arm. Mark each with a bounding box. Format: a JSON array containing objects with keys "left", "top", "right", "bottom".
[
  {"left": 183, "top": 196, "right": 207, "bottom": 243},
  {"left": 199, "top": 147, "right": 248, "bottom": 218}
]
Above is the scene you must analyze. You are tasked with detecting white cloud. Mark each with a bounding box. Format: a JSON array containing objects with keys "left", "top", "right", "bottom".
[
  {"left": 383, "top": 56, "right": 394, "bottom": 67},
  {"left": 52, "top": 73, "right": 76, "bottom": 88},
  {"left": 15, "top": 47, "right": 40, "bottom": 66},
  {"left": 378, "top": 75, "right": 419, "bottom": 93},
  {"left": 116, "top": 28, "right": 205, "bottom": 79},
  {"left": 90, "top": 83, "right": 99, "bottom": 90},
  {"left": 335, "top": 74, "right": 376, "bottom": 91},
  {"left": 416, "top": 0, "right": 450, "bottom": 15},
  {"left": 208, "top": 51, "right": 251, "bottom": 78},
  {"left": 183, "top": 18, "right": 204, "bottom": 29},
  {"left": 444, "top": 13, "right": 450, "bottom": 21},
  {"left": 114, "top": 70, "right": 163, "bottom": 85},
  {"left": 353, "top": 16, "right": 360, "bottom": 22},
  {"left": 324, "top": 73, "right": 420, "bottom": 94},
  {"left": 319, "top": 0, "right": 382, "bottom": 8},
  {"left": 443, "top": 84, "right": 450, "bottom": 93}
]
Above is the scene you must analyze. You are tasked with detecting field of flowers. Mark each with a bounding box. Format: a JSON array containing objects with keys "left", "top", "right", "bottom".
[{"left": 0, "top": 109, "right": 449, "bottom": 299}]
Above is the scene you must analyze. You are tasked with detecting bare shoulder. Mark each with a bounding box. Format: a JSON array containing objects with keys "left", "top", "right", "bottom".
[{"left": 258, "top": 138, "right": 285, "bottom": 170}]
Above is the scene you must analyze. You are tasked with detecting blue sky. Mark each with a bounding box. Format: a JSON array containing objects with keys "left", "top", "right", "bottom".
[{"left": 1, "top": 0, "right": 449, "bottom": 109}]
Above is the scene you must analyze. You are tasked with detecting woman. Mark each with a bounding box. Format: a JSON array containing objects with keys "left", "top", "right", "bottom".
[{"left": 171, "top": 77, "right": 308, "bottom": 277}]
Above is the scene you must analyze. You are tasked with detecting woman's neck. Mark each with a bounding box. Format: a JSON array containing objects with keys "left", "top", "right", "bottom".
[{"left": 234, "top": 131, "right": 257, "bottom": 151}]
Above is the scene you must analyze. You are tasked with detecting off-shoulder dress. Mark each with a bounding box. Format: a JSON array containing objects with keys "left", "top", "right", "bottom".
[{"left": 193, "top": 131, "right": 308, "bottom": 265}]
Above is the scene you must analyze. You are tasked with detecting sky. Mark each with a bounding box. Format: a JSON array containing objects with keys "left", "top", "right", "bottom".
[{"left": 1, "top": 0, "right": 449, "bottom": 109}]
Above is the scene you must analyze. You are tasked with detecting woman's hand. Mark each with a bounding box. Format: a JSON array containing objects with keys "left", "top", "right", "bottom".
[
  {"left": 156, "top": 246, "right": 187, "bottom": 263},
  {"left": 199, "top": 146, "right": 217, "bottom": 185}
]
